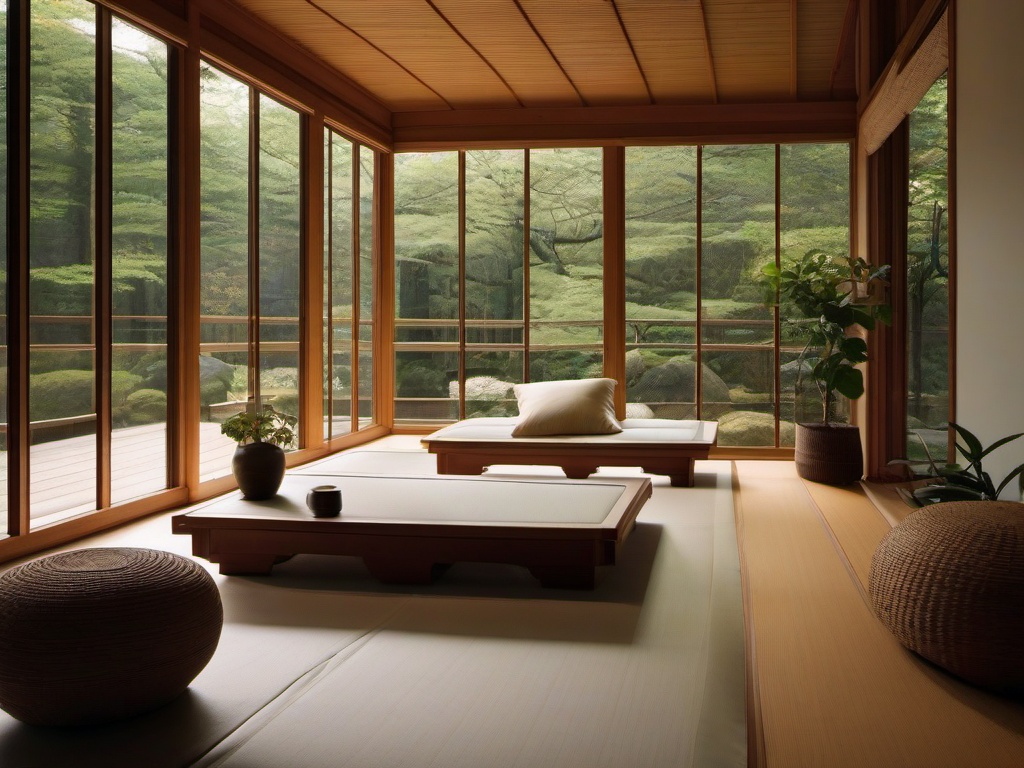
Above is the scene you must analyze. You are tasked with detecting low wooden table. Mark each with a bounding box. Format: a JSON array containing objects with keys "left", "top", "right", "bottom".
[{"left": 172, "top": 473, "right": 652, "bottom": 589}]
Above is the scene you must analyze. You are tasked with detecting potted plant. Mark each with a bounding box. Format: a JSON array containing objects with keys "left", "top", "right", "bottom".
[
  {"left": 760, "top": 250, "right": 891, "bottom": 484},
  {"left": 220, "top": 402, "right": 297, "bottom": 499},
  {"left": 893, "top": 423, "right": 1024, "bottom": 506}
]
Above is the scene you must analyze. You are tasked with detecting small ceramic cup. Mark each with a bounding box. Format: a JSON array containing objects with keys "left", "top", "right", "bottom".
[{"left": 306, "top": 485, "right": 342, "bottom": 518}]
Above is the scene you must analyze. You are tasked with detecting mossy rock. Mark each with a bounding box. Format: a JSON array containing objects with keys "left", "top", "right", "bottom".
[
  {"left": 631, "top": 358, "right": 731, "bottom": 407},
  {"left": 717, "top": 410, "right": 795, "bottom": 447}
]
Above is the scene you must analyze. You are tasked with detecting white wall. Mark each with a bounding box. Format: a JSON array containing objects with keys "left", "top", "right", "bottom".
[{"left": 955, "top": 1, "right": 1024, "bottom": 498}]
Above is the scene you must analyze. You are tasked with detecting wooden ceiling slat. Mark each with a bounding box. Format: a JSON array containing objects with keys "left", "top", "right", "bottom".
[
  {"left": 211, "top": 0, "right": 857, "bottom": 118},
  {"left": 616, "top": 0, "right": 717, "bottom": 104},
  {"left": 232, "top": 0, "right": 448, "bottom": 111},
  {"left": 314, "top": 0, "right": 520, "bottom": 108},
  {"left": 702, "top": 0, "right": 792, "bottom": 101},
  {"left": 432, "top": 0, "right": 582, "bottom": 108},
  {"left": 797, "top": 0, "right": 851, "bottom": 99},
  {"left": 518, "top": 0, "right": 650, "bottom": 106}
]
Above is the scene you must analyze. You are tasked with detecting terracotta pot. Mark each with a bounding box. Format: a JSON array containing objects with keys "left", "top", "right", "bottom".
[
  {"left": 231, "top": 442, "right": 285, "bottom": 500},
  {"left": 794, "top": 422, "right": 864, "bottom": 485}
]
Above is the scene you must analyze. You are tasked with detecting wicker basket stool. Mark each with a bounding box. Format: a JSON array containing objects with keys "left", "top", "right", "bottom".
[
  {"left": 0, "top": 547, "right": 223, "bottom": 726},
  {"left": 869, "top": 501, "right": 1024, "bottom": 692}
]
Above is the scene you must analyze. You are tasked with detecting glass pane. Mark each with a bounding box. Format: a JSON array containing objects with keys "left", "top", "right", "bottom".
[
  {"left": 327, "top": 131, "right": 354, "bottom": 439},
  {"left": 394, "top": 152, "right": 458, "bottom": 327},
  {"left": 465, "top": 150, "right": 524, "bottom": 327},
  {"left": 529, "top": 148, "right": 604, "bottom": 376},
  {"left": 701, "top": 145, "right": 775, "bottom": 345},
  {"left": 358, "top": 145, "right": 374, "bottom": 426},
  {"left": 29, "top": 0, "right": 97, "bottom": 521},
  {"left": 394, "top": 351, "right": 457, "bottom": 423},
  {"left": 906, "top": 75, "right": 949, "bottom": 459},
  {"left": 779, "top": 142, "right": 851, "bottom": 437},
  {"left": 463, "top": 350, "right": 521, "bottom": 417},
  {"left": 394, "top": 152, "right": 458, "bottom": 420},
  {"left": 199, "top": 64, "right": 249, "bottom": 482},
  {"left": 258, "top": 94, "right": 301, "bottom": 443},
  {"left": 625, "top": 146, "right": 698, "bottom": 418},
  {"left": 110, "top": 18, "right": 170, "bottom": 504},
  {"left": 529, "top": 350, "right": 603, "bottom": 384},
  {"left": 705, "top": 349, "right": 777, "bottom": 447}
]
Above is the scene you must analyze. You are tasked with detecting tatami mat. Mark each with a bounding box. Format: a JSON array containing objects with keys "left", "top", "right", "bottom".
[
  {"left": 736, "top": 461, "right": 1024, "bottom": 768},
  {"left": 0, "top": 440, "right": 746, "bottom": 768}
]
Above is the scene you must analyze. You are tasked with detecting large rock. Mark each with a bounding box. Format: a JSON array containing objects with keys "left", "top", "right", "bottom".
[
  {"left": 631, "top": 358, "right": 731, "bottom": 407},
  {"left": 717, "top": 410, "right": 796, "bottom": 447}
]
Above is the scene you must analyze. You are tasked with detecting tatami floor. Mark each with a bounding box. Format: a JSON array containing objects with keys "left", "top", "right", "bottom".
[
  {"left": 2, "top": 438, "right": 1024, "bottom": 766},
  {"left": 736, "top": 461, "right": 1024, "bottom": 768}
]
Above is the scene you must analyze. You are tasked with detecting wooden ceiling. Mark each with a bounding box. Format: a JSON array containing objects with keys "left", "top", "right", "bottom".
[{"left": 228, "top": 0, "right": 858, "bottom": 116}]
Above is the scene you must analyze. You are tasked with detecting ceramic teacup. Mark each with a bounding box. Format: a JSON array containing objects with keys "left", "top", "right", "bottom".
[{"left": 306, "top": 484, "right": 342, "bottom": 518}]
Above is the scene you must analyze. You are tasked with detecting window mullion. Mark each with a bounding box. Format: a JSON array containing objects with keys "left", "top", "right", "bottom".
[{"left": 95, "top": 7, "right": 113, "bottom": 510}]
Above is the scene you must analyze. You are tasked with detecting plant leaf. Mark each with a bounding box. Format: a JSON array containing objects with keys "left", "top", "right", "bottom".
[
  {"left": 832, "top": 365, "right": 864, "bottom": 400},
  {"left": 995, "top": 463, "right": 1024, "bottom": 499}
]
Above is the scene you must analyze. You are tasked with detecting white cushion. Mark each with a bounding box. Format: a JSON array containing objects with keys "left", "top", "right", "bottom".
[{"left": 511, "top": 378, "right": 622, "bottom": 437}]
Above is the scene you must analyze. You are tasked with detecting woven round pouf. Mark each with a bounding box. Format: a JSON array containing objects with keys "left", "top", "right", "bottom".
[
  {"left": 0, "top": 547, "right": 223, "bottom": 726},
  {"left": 869, "top": 501, "right": 1024, "bottom": 692}
]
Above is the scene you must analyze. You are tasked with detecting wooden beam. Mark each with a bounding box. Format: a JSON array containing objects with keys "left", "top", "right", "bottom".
[{"left": 393, "top": 101, "right": 856, "bottom": 150}]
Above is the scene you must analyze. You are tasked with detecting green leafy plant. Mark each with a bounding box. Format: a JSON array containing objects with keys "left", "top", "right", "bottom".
[
  {"left": 220, "top": 403, "right": 297, "bottom": 448},
  {"left": 760, "top": 250, "right": 891, "bottom": 423},
  {"left": 894, "top": 423, "right": 1024, "bottom": 505}
]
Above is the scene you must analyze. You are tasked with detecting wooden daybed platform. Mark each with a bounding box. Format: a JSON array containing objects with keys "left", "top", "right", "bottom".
[{"left": 421, "top": 417, "right": 718, "bottom": 487}]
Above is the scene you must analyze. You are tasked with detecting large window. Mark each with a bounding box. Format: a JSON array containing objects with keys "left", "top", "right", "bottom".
[
  {"left": 396, "top": 144, "right": 851, "bottom": 440},
  {"left": 324, "top": 129, "right": 375, "bottom": 439},
  {"left": 394, "top": 148, "right": 605, "bottom": 424},
  {"left": 18, "top": 0, "right": 172, "bottom": 526},
  {"left": 905, "top": 75, "right": 949, "bottom": 460},
  {"left": 198, "top": 65, "right": 301, "bottom": 482},
  {"left": 625, "top": 143, "right": 850, "bottom": 447}
]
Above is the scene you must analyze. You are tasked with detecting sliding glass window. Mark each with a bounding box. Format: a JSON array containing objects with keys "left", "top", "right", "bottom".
[
  {"left": 110, "top": 15, "right": 170, "bottom": 504},
  {"left": 626, "top": 143, "right": 850, "bottom": 448},
  {"left": 198, "top": 64, "right": 302, "bottom": 482},
  {"left": 904, "top": 74, "right": 949, "bottom": 460},
  {"left": 324, "top": 129, "right": 375, "bottom": 439},
  {"left": 394, "top": 148, "right": 605, "bottom": 425},
  {"left": 19, "top": 1, "right": 173, "bottom": 525}
]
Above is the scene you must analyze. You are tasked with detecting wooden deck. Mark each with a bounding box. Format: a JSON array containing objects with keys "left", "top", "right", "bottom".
[{"left": 0, "top": 422, "right": 237, "bottom": 527}]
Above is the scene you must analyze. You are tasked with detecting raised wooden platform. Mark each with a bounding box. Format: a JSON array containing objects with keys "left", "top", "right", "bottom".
[{"left": 421, "top": 417, "right": 718, "bottom": 487}]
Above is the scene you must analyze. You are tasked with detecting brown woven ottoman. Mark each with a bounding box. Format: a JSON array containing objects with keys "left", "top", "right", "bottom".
[
  {"left": 0, "top": 547, "right": 223, "bottom": 726},
  {"left": 869, "top": 501, "right": 1024, "bottom": 693}
]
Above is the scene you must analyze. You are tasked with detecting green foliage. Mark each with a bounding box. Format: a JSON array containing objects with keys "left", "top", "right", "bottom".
[
  {"left": 220, "top": 403, "right": 297, "bottom": 447},
  {"left": 760, "top": 250, "right": 891, "bottom": 423},
  {"left": 29, "top": 369, "right": 93, "bottom": 421},
  {"left": 896, "top": 423, "right": 1024, "bottom": 504},
  {"left": 117, "top": 388, "right": 167, "bottom": 426}
]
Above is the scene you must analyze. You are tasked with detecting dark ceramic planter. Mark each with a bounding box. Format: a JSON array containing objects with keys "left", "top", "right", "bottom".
[
  {"left": 794, "top": 422, "right": 864, "bottom": 485},
  {"left": 231, "top": 442, "right": 285, "bottom": 500}
]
